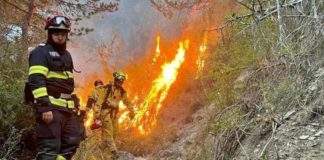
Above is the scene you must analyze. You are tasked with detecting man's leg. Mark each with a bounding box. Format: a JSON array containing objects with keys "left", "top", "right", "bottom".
[
  {"left": 35, "top": 110, "right": 61, "bottom": 160},
  {"left": 101, "top": 109, "right": 118, "bottom": 159},
  {"left": 60, "top": 112, "right": 81, "bottom": 160},
  {"left": 112, "top": 117, "right": 119, "bottom": 139}
]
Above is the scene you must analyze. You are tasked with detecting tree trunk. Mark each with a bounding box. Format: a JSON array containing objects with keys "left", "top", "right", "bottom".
[{"left": 18, "top": 0, "right": 35, "bottom": 65}]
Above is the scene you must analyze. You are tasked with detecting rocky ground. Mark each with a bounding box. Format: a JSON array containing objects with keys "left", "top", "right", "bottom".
[
  {"left": 234, "top": 108, "right": 324, "bottom": 160},
  {"left": 146, "top": 103, "right": 217, "bottom": 160}
]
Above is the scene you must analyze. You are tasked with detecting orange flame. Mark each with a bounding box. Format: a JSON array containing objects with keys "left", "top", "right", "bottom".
[
  {"left": 75, "top": 0, "right": 236, "bottom": 137},
  {"left": 118, "top": 38, "right": 189, "bottom": 135},
  {"left": 196, "top": 33, "right": 207, "bottom": 79},
  {"left": 85, "top": 110, "right": 94, "bottom": 127},
  {"left": 80, "top": 33, "right": 213, "bottom": 136},
  {"left": 153, "top": 35, "right": 161, "bottom": 63}
]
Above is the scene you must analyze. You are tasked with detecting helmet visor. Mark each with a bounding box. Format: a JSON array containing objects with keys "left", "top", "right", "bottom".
[
  {"left": 51, "top": 16, "right": 71, "bottom": 28},
  {"left": 115, "top": 75, "right": 125, "bottom": 81}
]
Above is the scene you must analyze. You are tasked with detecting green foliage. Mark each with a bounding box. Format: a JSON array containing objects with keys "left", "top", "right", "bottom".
[
  {"left": 211, "top": 107, "right": 242, "bottom": 132},
  {"left": 0, "top": 42, "right": 34, "bottom": 159},
  {"left": 205, "top": 22, "right": 271, "bottom": 109}
]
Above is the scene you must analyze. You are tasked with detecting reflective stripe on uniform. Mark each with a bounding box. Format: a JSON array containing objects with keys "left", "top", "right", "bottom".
[
  {"left": 67, "top": 100, "right": 75, "bottom": 109},
  {"left": 56, "top": 155, "right": 66, "bottom": 160},
  {"left": 49, "top": 96, "right": 75, "bottom": 108},
  {"left": 32, "top": 87, "right": 48, "bottom": 98},
  {"left": 28, "top": 65, "right": 48, "bottom": 76},
  {"left": 47, "top": 71, "right": 73, "bottom": 79}
]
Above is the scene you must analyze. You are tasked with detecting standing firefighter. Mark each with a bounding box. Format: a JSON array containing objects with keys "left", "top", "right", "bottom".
[
  {"left": 27, "top": 14, "right": 81, "bottom": 160},
  {"left": 94, "top": 71, "right": 135, "bottom": 160}
]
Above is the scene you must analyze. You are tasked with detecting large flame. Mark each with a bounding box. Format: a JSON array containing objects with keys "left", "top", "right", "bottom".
[
  {"left": 80, "top": 34, "right": 211, "bottom": 135},
  {"left": 118, "top": 39, "right": 189, "bottom": 135}
]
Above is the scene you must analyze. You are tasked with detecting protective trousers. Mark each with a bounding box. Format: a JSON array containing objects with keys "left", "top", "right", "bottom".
[
  {"left": 35, "top": 110, "right": 81, "bottom": 160},
  {"left": 100, "top": 109, "right": 119, "bottom": 153}
]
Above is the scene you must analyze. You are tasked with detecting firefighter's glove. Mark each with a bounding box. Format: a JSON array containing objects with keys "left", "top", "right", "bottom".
[{"left": 90, "top": 118, "right": 102, "bottom": 130}]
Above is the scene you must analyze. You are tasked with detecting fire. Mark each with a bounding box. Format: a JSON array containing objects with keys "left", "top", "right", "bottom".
[
  {"left": 196, "top": 33, "right": 207, "bottom": 79},
  {"left": 85, "top": 110, "right": 94, "bottom": 127},
  {"left": 156, "top": 36, "right": 161, "bottom": 54},
  {"left": 118, "top": 39, "right": 188, "bottom": 135},
  {"left": 153, "top": 35, "right": 161, "bottom": 63},
  {"left": 80, "top": 34, "right": 211, "bottom": 136}
]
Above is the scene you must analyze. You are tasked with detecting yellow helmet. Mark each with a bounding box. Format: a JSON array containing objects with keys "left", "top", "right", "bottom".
[{"left": 113, "top": 71, "right": 127, "bottom": 81}]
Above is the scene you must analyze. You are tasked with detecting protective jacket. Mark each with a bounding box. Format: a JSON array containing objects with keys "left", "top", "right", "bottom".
[
  {"left": 86, "top": 86, "right": 103, "bottom": 109},
  {"left": 28, "top": 43, "right": 79, "bottom": 113},
  {"left": 94, "top": 83, "right": 133, "bottom": 116}
]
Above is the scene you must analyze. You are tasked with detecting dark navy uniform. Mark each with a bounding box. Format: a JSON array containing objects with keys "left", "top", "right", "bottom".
[{"left": 28, "top": 43, "right": 81, "bottom": 160}]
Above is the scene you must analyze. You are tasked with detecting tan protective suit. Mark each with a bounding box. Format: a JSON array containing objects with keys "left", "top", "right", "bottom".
[
  {"left": 85, "top": 85, "right": 104, "bottom": 111},
  {"left": 94, "top": 82, "right": 134, "bottom": 153}
]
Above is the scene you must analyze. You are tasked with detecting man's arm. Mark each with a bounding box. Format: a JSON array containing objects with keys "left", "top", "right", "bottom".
[
  {"left": 28, "top": 49, "right": 53, "bottom": 124},
  {"left": 28, "top": 49, "right": 52, "bottom": 113},
  {"left": 93, "top": 87, "right": 106, "bottom": 118},
  {"left": 85, "top": 89, "right": 97, "bottom": 111}
]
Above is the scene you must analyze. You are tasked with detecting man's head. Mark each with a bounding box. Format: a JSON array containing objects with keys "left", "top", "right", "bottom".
[
  {"left": 45, "top": 14, "right": 71, "bottom": 50},
  {"left": 94, "top": 80, "right": 103, "bottom": 87},
  {"left": 49, "top": 30, "right": 68, "bottom": 45},
  {"left": 113, "top": 71, "right": 127, "bottom": 87}
]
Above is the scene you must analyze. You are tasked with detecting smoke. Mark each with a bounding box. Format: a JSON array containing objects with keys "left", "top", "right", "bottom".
[
  {"left": 70, "top": 0, "right": 237, "bottom": 130},
  {"left": 70, "top": 1, "right": 188, "bottom": 81}
]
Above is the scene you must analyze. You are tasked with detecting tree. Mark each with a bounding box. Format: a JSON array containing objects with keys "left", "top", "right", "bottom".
[{"left": 0, "top": 0, "right": 120, "bottom": 65}]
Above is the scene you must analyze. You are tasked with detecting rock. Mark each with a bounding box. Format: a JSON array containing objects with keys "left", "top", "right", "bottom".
[
  {"left": 315, "top": 67, "right": 324, "bottom": 77},
  {"left": 299, "top": 135, "right": 309, "bottom": 140},
  {"left": 314, "top": 130, "right": 324, "bottom": 137},
  {"left": 254, "top": 148, "right": 259, "bottom": 153},
  {"left": 306, "top": 127, "right": 317, "bottom": 132},
  {"left": 284, "top": 110, "right": 296, "bottom": 120},
  {"left": 307, "top": 141, "right": 319, "bottom": 147},
  {"left": 308, "top": 136, "right": 316, "bottom": 141},
  {"left": 119, "top": 151, "right": 136, "bottom": 160},
  {"left": 158, "top": 150, "right": 173, "bottom": 158},
  {"left": 310, "top": 123, "right": 320, "bottom": 126}
]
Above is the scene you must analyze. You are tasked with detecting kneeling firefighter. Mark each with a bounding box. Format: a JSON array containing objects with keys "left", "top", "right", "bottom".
[
  {"left": 26, "top": 13, "right": 81, "bottom": 160},
  {"left": 93, "top": 71, "right": 135, "bottom": 160}
]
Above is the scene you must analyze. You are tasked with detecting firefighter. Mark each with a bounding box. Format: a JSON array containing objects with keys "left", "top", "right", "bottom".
[
  {"left": 85, "top": 80, "right": 104, "bottom": 111},
  {"left": 94, "top": 71, "right": 135, "bottom": 160},
  {"left": 28, "top": 14, "right": 81, "bottom": 160}
]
